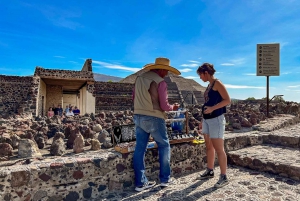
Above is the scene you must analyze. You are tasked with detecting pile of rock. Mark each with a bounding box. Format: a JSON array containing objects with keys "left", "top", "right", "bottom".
[
  {"left": 0, "top": 101, "right": 299, "bottom": 161},
  {"left": 0, "top": 110, "right": 135, "bottom": 160},
  {"left": 187, "top": 101, "right": 300, "bottom": 132}
]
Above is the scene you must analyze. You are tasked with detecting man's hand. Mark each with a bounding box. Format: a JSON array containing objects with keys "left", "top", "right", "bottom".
[
  {"left": 198, "top": 122, "right": 202, "bottom": 130},
  {"left": 173, "top": 103, "right": 180, "bottom": 111}
]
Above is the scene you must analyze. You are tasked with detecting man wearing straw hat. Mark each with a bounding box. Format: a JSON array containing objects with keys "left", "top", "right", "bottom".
[{"left": 133, "top": 57, "right": 180, "bottom": 191}]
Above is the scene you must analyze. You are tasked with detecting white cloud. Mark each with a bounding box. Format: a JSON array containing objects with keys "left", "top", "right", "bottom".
[
  {"left": 230, "top": 58, "right": 246, "bottom": 65},
  {"left": 220, "top": 63, "right": 235, "bottom": 66},
  {"left": 285, "top": 88, "right": 300, "bottom": 93},
  {"left": 225, "top": 84, "right": 265, "bottom": 89},
  {"left": 243, "top": 73, "right": 256, "bottom": 76},
  {"left": 179, "top": 68, "right": 193, "bottom": 73},
  {"left": 184, "top": 76, "right": 198, "bottom": 79},
  {"left": 221, "top": 58, "right": 246, "bottom": 66},
  {"left": 93, "top": 60, "right": 140, "bottom": 72},
  {"left": 54, "top": 56, "right": 65, "bottom": 58},
  {"left": 280, "top": 42, "right": 289, "bottom": 49},
  {"left": 180, "top": 63, "right": 198, "bottom": 67},
  {"left": 188, "top": 60, "right": 200, "bottom": 63},
  {"left": 288, "top": 85, "right": 300, "bottom": 88}
]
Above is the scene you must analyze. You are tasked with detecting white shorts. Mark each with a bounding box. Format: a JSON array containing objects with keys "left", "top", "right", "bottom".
[{"left": 202, "top": 114, "right": 225, "bottom": 139}]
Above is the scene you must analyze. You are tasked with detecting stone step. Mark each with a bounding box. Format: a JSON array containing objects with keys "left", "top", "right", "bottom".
[{"left": 228, "top": 144, "right": 300, "bottom": 181}]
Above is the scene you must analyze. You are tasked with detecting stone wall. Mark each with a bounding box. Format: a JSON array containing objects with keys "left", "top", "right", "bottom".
[
  {"left": 94, "top": 82, "right": 134, "bottom": 113},
  {"left": 93, "top": 81, "right": 196, "bottom": 112},
  {"left": 46, "top": 85, "right": 63, "bottom": 112},
  {"left": 0, "top": 75, "right": 39, "bottom": 117},
  {"left": 85, "top": 86, "right": 96, "bottom": 114},
  {"left": 0, "top": 143, "right": 207, "bottom": 201},
  {"left": 63, "top": 94, "right": 78, "bottom": 109},
  {"left": 93, "top": 74, "right": 206, "bottom": 112},
  {"left": 81, "top": 59, "right": 92, "bottom": 72},
  {"left": 1, "top": 129, "right": 299, "bottom": 200},
  {"left": 34, "top": 67, "right": 94, "bottom": 80}
]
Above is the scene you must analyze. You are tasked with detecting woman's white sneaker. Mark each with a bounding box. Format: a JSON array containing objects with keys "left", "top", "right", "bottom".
[{"left": 214, "top": 175, "right": 229, "bottom": 188}]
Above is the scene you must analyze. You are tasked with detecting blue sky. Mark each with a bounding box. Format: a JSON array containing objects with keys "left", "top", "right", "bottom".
[{"left": 1, "top": 0, "right": 300, "bottom": 102}]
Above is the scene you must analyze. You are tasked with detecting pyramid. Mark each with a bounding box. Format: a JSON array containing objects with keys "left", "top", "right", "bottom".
[{"left": 120, "top": 71, "right": 206, "bottom": 105}]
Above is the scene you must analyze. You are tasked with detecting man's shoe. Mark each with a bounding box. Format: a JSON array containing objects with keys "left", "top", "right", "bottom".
[
  {"left": 160, "top": 178, "right": 175, "bottom": 187},
  {"left": 198, "top": 169, "right": 214, "bottom": 180},
  {"left": 135, "top": 181, "right": 156, "bottom": 192},
  {"left": 214, "top": 175, "right": 229, "bottom": 188}
]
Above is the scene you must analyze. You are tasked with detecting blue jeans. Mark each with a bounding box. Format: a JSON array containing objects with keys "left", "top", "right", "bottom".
[{"left": 133, "top": 114, "right": 171, "bottom": 186}]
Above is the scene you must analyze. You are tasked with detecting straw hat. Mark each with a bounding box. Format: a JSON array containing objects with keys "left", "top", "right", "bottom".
[{"left": 143, "top": 57, "right": 181, "bottom": 75}]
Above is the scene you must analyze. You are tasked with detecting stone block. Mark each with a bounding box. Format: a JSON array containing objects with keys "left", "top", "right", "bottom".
[{"left": 11, "top": 170, "right": 30, "bottom": 187}]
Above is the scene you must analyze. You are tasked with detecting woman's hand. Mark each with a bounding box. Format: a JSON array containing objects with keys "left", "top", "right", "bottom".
[{"left": 203, "top": 106, "right": 213, "bottom": 114}]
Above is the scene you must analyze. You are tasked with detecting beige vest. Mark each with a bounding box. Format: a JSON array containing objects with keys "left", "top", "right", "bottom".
[{"left": 134, "top": 71, "right": 166, "bottom": 119}]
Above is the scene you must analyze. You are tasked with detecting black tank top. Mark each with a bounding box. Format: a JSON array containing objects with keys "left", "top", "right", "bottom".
[{"left": 202, "top": 80, "right": 226, "bottom": 119}]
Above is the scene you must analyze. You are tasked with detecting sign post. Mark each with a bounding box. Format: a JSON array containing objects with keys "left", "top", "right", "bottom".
[{"left": 256, "top": 43, "right": 280, "bottom": 117}]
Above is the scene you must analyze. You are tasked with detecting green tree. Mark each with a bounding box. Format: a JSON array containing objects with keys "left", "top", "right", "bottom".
[{"left": 246, "top": 97, "right": 256, "bottom": 100}]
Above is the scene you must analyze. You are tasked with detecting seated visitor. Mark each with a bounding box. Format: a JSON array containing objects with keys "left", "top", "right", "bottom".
[
  {"left": 53, "top": 105, "right": 58, "bottom": 115},
  {"left": 66, "top": 108, "right": 74, "bottom": 117},
  {"left": 56, "top": 105, "right": 63, "bottom": 116},
  {"left": 73, "top": 106, "right": 80, "bottom": 115},
  {"left": 47, "top": 107, "right": 54, "bottom": 117},
  {"left": 64, "top": 105, "right": 69, "bottom": 114}
]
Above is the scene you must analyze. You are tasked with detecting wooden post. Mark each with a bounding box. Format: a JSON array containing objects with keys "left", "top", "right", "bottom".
[
  {"left": 267, "top": 76, "right": 269, "bottom": 118},
  {"left": 185, "top": 110, "right": 189, "bottom": 134}
]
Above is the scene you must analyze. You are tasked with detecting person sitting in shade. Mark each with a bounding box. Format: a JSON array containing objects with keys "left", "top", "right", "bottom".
[
  {"left": 53, "top": 105, "right": 58, "bottom": 115},
  {"left": 65, "top": 105, "right": 69, "bottom": 114},
  {"left": 56, "top": 104, "right": 63, "bottom": 116},
  {"left": 73, "top": 106, "right": 80, "bottom": 115},
  {"left": 66, "top": 108, "right": 74, "bottom": 117},
  {"left": 47, "top": 107, "right": 54, "bottom": 118}
]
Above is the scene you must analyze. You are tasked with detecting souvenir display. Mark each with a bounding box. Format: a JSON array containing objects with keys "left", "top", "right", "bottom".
[{"left": 113, "top": 109, "right": 196, "bottom": 153}]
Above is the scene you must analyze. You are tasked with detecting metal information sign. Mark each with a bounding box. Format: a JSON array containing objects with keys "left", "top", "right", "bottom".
[{"left": 256, "top": 43, "right": 280, "bottom": 76}]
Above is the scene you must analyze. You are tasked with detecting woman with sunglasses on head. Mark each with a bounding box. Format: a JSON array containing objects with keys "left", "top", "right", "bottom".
[{"left": 196, "top": 63, "right": 231, "bottom": 188}]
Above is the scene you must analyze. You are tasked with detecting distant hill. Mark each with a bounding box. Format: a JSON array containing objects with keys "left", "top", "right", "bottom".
[
  {"left": 93, "top": 73, "right": 123, "bottom": 82},
  {"left": 231, "top": 98, "right": 243, "bottom": 101}
]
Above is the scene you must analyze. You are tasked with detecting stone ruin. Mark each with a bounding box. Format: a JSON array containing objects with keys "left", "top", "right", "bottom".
[
  {"left": 0, "top": 98, "right": 299, "bottom": 200},
  {"left": 1, "top": 59, "right": 300, "bottom": 200},
  {"left": 0, "top": 59, "right": 207, "bottom": 119}
]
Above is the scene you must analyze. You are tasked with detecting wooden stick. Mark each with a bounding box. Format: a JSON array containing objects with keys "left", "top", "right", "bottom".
[{"left": 185, "top": 109, "right": 188, "bottom": 134}]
